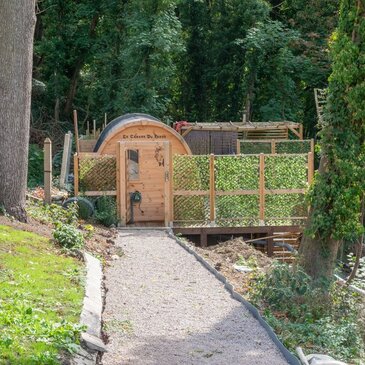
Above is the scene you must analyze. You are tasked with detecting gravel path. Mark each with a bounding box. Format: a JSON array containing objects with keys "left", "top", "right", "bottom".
[{"left": 102, "top": 230, "right": 288, "bottom": 365}]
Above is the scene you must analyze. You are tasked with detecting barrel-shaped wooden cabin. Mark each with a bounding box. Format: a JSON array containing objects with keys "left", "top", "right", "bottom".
[
  {"left": 75, "top": 113, "right": 313, "bottom": 243},
  {"left": 76, "top": 113, "right": 191, "bottom": 226}
]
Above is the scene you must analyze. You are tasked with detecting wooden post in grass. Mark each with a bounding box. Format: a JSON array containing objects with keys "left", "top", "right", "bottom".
[{"left": 44, "top": 138, "right": 52, "bottom": 204}]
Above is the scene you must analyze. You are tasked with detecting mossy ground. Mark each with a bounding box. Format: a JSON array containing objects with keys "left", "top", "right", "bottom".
[{"left": 0, "top": 225, "right": 84, "bottom": 364}]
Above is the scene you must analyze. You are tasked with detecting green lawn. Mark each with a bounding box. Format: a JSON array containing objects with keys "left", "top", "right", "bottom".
[{"left": 0, "top": 225, "right": 85, "bottom": 364}]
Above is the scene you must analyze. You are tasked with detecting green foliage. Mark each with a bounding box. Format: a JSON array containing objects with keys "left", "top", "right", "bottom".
[
  {"left": 215, "top": 156, "right": 259, "bottom": 190},
  {"left": 250, "top": 263, "right": 365, "bottom": 361},
  {"left": 28, "top": 144, "right": 44, "bottom": 188},
  {"left": 27, "top": 201, "right": 78, "bottom": 226},
  {"left": 306, "top": 0, "right": 365, "bottom": 244},
  {"left": 0, "top": 226, "right": 84, "bottom": 364},
  {"left": 269, "top": 0, "right": 339, "bottom": 135},
  {"left": 243, "top": 20, "right": 307, "bottom": 122},
  {"left": 265, "top": 155, "right": 307, "bottom": 189},
  {"left": 53, "top": 223, "right": 85, "bottom": 251},
  {"left": 94, "top": 196, "right": 118, "bottom": 227},
  {"left": 31, "top": 0, "right": 338, "bottom": 140},
  {"left": 173, "top": 154, "right": 308, "bottom": 225}
]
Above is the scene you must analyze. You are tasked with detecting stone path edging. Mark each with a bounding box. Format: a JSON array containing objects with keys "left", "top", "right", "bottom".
[
  {"left": 167, "top": 229, "right": 300, "bottom": 365},
  {"left": 71, "top": 252, "right": 105, "bottom": 365}
]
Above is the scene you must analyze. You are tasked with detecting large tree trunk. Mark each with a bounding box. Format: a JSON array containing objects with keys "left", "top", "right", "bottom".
[
  {"left": 299, "top": 155, "right": 341, "bottom": 280},
  {"left": 0, "top": 1, "right": 36, "bottom": 221}
]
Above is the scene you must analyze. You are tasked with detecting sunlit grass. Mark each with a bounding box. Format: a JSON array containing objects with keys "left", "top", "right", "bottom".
[{"left": 0, "top": 225, "right": 85, "bottom": 364}]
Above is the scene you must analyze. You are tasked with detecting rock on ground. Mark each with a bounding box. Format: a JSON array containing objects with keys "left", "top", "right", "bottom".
[{"left": 101, "top": 230, "right": 288, "bottom": 365}]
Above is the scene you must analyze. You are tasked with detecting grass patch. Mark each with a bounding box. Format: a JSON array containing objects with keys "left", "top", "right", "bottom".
[{"left": 0, "top": 225, "right": 85, "bottom": 364}]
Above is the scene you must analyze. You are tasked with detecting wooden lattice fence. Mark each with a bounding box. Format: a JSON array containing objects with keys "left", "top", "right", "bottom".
[
  {"left": 173, "top": 153, "right": 313, "bottom": 227},
  {"left": 74, "top": 153, "right": 116, "bottom": 196},
  {"left": 237, "top": 139, "right": 314, "bottom": 155}
]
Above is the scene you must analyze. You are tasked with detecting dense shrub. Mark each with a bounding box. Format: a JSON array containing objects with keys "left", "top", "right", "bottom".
[
  {"left": 53, "top": 223, "right": 84, "bottom": 251},
  {"left": 250, "top": 263, "right": 365, "bottom": 362},
  {"left": 94, "top": 196, "right": 118, "bottom": 227}
]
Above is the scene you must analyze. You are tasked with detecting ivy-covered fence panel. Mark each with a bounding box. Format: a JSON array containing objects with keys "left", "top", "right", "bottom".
[
  {"left": 172, "top": 155, "right": 210, "bottom": 226},
  {"left": 78, "top": 154, "right": 116, "bottom": 193},
  {"left": 238, "top": 139, "right": 314, "bottom": 155},
  {"left": 173, "top": 153, "right": 313, "bottom": 227}
]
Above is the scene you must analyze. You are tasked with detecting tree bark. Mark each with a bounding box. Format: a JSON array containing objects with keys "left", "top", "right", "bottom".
[
  {"left": 0, "top": 1, "right": 36, "bottom": 221},
  {"left": 299, "top": 155, "right": 341, "bottom": 280}
]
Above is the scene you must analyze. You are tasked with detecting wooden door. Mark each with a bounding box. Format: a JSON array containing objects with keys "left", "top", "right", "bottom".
[{"left": 118, "top": 141, "right": 172, "bottom": 226}]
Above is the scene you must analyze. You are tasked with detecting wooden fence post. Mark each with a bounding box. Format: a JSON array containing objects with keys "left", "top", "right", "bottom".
[
  {"left": 73, "top": 110, "right": 80, "bottom": 155},
  {"left": 307, "top": 152, "right": 314, "bottom": 184},
  {"left": 60, "top": 132, "right": 72, "bottom": 189},
  {"left": 163, "top": 141, "right": 173, "bottom": 227},
  {"left": 310, "top": 138, "right": 315, "bottom": 155},
  {"left": 271, "top": 139, "right": 276, "bottom": 154},
  {"left": 44, "top": 138, "right": 52, "bottom": 204},
  {"left": 74, "top": 153, "right": 79, "bottom": 197},
  {"left": 209, "top": 154, "right": 216, "bottom": 224},
  {"left": 259, "top": 153, "right": 265, "bottom": 225},
  {"left": 236, "top": 140, "right": 241, "bottom": 154},
  {"left": 119, "top": 142, "right": 127, "bottom": 226}
]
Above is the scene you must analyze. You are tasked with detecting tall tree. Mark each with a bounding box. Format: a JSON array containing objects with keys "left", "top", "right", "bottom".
[
  {"left": 300, "top": 0, "right": 365, "bottom": 280},
  {"left": 269, "top": 0, "right": 339, "bottom": 136},
  {"left": 0, "top": 1, "right": 36, "bottom": 221}
]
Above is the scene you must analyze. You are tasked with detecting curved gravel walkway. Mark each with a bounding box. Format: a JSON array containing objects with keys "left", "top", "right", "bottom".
[{"left": 102, "top": 230, "right": 288, "bottom": 365}]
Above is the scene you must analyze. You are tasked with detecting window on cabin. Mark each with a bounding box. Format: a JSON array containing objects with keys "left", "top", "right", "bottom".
[{"left": 127, "top": 149, "right": 139, "bottom": 180}]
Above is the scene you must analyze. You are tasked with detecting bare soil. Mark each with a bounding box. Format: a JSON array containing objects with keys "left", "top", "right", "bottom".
[{"left": 196, "top": 238, "right": 273, "bottom": 295}]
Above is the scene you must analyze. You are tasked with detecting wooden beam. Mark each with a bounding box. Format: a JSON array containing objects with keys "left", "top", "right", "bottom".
[
  {"left": 116, "top": 142, "right": 121, "bottom": 220},
  {"left": 173, "top": 190, "right": 209, "bottom": 196},
  {"left": 308, "top": 152, "right": 314, "bottom": 184},
  {"left": 182, "top": 126, "right": 193, "bottom": 137},
  {"left": 169, "top": 142, "right": 173, "bottom": 226},
  {"left": 271, "top": 139, "right": 276, "bottom": 154},
  {"left": 73, "top": 153, "right": 79, "bottom": 197},
  {"left": 119, "top": 142, "right": 127, "bottom": 226},
  {"left": 84, "top": 191, "right": 117, "bottom": 196},
  {"left": 236, "top": 139, "right": 241, "bottom": 154},
  {"left": 44, "top": 138, "right": 52, "bottom": 204},
  {"left": 215, "top": 190, "right": 259, "bottom": 196},
  {"left": 73, "top": 110, "right": 80, "bottom": 155},
  {"left": 209, "top": 154, "right": 216, "bottom": 224},
  {"left": 259, "top": 153, "right": 265, "bottom": 223},
  {"left": 163, "top": 141, "right": 172, "bottom": 227},
  {"left": 60, "top": 132, "right": 72, "bottom": 189},
  {"left": 267, "top": 227, "right": 274, "bottom": 257},
  {"left": 264, "top": 188, "right": 307, "bottom": 195},
  {"left": 288, "top": 126, "right": 301, "bottom": 139}
]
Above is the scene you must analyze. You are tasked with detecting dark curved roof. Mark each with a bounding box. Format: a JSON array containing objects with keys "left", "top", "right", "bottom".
[{"left": 93, "top": 113, "right": 160, "bottom": 152}]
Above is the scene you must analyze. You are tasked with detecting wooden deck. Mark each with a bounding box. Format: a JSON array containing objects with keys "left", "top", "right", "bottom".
[{"left": 172, "top": 225, "right": 302, "bottom": 257}]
